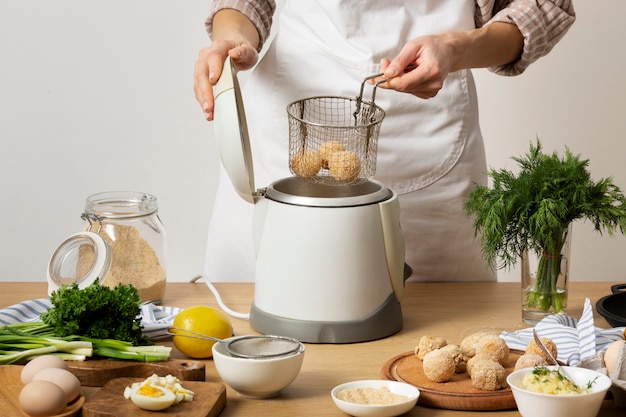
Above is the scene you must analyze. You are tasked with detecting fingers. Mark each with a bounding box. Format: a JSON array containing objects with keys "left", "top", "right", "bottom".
[
  {"left": 193, "top": 42, "right": 259, "bottom": 121},
  {"left": 194, "top": 46, "right": 224, "bottom": 121},
  {"left": 376, "top": 36, "right": 450, "bottom": 99}
]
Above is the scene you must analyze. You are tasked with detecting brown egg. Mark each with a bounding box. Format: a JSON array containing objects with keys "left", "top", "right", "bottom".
[
  {"left": 21, "top": 355, "right": 68, "bottom": 385},
  {"left": 19, "top": 380, "right": 67, "bottom": 417},
  {"left": 328, "top": 150, "right": 361, "bottom": 182},
  {"left": 32, "top": 367, "right": 81, "bottom": 403},
  {"left": 291, "top": 149, "right": 322, "bottom": 178},
  {"left": 604, "top": 340, "right": 625, "bottom": 374}
]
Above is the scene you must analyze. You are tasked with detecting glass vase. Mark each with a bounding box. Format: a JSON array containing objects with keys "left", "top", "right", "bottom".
[{"left": 520, "top": 224, "right": 572, "bottom": 325}]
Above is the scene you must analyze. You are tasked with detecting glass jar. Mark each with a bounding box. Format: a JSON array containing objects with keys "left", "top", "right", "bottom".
[
  {"left": 520, "top": 224, "right": 572, "bottom": 325},
  {"left": 47, "top": 191, "right": 167, "bottom": 303}
]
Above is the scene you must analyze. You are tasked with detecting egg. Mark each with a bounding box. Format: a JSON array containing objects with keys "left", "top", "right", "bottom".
[
  {"left": 19, "top": 380, "right": 67, "bottom": 417},
  {"left": 604, "top": 340, "right": 625, "bottom": 374},
  {"left": 129, "top": 383, "right": 177, "bottom": 411},
  {"left": 32, "top": 367, "right": 81, "bottom": 403},
  {"left": 21, "top": 355, "right": 68, "bottom": 385}
]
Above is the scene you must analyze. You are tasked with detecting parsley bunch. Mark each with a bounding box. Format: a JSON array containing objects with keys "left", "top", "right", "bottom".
[
  {"left": 465, "top": 140, "right": 626, "bottom": 312},
  {"left": 41, "top": 280, "right": 151, "bottom": 346}
]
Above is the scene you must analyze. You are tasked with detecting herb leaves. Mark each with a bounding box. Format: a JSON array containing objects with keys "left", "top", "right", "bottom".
[
  {"left": 464, "top": 139, "right": 626, "bottom": 270},
  {"left": 41, "top": 280, "right": 151, "bottom": 346}
]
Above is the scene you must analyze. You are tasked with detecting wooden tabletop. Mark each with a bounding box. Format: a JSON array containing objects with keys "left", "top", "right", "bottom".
[{"left": 0, "top": 281, "right": 622, "bottom": 416}]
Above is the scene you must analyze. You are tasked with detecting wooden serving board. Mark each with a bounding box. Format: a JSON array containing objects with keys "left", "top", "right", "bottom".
[
  {"left": 380, "top": 349, "right": 526, "bottom": 411},
  {"left": 0, "top": 365, "right": 84, "bottom": 417},
  {"left": 66, "top": 359, "right": 206, "bottom": 386},
  {"left": 82, "top": 377, "right": 226, "bottom": 417}
]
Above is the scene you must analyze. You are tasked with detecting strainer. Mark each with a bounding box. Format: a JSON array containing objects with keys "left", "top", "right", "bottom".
[
  {"left": 286, "top": 73, "right": 387, "bottom": 186},
  {"left": 169, "top": 328, "right": 304, "bottom": 359}
]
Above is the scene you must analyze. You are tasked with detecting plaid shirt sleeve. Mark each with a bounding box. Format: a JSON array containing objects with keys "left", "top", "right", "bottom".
[
  {"left": 475, "top": 0, "right": 576, "bottom": 75},
  {"left": 205, "top": 0, "right": 276, "bottom": 51}
]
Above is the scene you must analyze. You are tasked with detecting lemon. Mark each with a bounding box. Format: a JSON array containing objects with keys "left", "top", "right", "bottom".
[{"left": 171, "top": 306, "right": 233, "bottom": 359}]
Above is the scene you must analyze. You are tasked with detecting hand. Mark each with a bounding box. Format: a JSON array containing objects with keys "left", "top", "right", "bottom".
[
  {"left": 193, "top": 40, "right": 259, "bottom": 121},
  {"left": 376, "top": 33, "right": 459, "bottom": 99}
]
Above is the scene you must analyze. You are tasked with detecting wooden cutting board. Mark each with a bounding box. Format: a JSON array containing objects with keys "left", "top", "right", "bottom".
[
  {"left": 66, "top": 359, "right": 206, "bottom": 386},
  {"left": 381, "top": 349, "right": 525, "bottom": 411},
  {"left": 82, "top": 377, "right": 226, "bottom": 417},
  {"left": 0, "top": 365, "right": 84, "bottom": 417}
]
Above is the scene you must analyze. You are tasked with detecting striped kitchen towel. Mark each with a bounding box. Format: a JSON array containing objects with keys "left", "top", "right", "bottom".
[
  {"left": 0, "top": 298, "right": 182, "bottom": 341},
  {"left": 501, "top": 298, "right": 625, "bottom": 366}
]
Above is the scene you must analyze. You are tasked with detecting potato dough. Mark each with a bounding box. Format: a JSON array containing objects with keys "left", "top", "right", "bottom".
[
  {"left": 328, "top": 150, "right": 361, "bottom": 182},
  {"left": 291, "top": 149, "right": 322, "bottom": 178}
]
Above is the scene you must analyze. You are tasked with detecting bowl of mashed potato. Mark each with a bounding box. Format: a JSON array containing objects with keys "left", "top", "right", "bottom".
[{"left": 507, "top": 366, "right": 611, "bottom": 417}]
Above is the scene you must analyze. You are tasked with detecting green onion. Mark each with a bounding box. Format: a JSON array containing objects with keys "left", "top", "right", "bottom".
[{"left": 0, "top": 322, "right": 170, "bottom": 364}]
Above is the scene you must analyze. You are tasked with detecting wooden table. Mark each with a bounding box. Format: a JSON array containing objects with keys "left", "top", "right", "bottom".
[{"left": 0, "top": 281, "right": 622, "bottom": 416}]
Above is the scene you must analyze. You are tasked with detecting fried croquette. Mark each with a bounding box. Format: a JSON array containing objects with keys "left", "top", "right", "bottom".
[
  {"left": 291, "top": 149, "right": 322, "bottom": 178},
  {"left": 328, "top": 150, "right": 361, "bottom": 182},
  {"left": 415, "top": 335, "right": 447, "bottom": 360},
  {"left": 525, "top": 336, "right": 558, "bottom": 362},
  {"left": 460, "top": 331, "right": 497, "bottom": 357},
  {"left": 439, "top": 344, "right": 467, "bottom": 373},
  {"left": 422, "top": 348, "right": 456, "bottom": 383},
  {"left": 474, "top": 334, "right": 510, "bottom": 365},
  {"left": 514, "top": 353, "right": 549, "bottom": 371},
  {"left": 469, "top": 359, "right": 507, "bottom": 391},
  {"left": 318, "top": 141, "right": 345, "bottom": 168}
]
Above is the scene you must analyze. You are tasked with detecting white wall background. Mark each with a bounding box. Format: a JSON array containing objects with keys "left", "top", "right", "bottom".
[{"left": 1, "top": 1, "right": 624, "bottom": 284}]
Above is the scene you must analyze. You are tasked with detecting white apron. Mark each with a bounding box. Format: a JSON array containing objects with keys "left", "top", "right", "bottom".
[{"left": 204, "top": 0, "right": 496, "bottom": 282}]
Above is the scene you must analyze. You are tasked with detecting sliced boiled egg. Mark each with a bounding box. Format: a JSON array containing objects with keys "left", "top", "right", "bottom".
[{"left": 129, "top": 383, "right": 176, "bottom": 411}]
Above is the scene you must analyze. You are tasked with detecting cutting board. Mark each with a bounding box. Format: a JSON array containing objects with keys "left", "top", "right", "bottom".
[
  {"left": 0, "top": 365, "right": 84, "bottom": 417},
  {"left": 66, "top": 359, "right": 206, "bottom": 386},
  {"left": 381, "top": 349, "right": 525, "bottom": 411},
  {"left": 82, "top": 377, "right": 226, "bottom": 417}
]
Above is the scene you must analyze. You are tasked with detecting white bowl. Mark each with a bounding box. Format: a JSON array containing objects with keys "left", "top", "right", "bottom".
[
  {"left": 212, "top": 336, "right": 305, "bottom": 398},
  {"left": 331, "top": 380, "right": 420, "bottom": 417},
  {"left": 507, "top": 366, "right": 611, "bottom": 417}
]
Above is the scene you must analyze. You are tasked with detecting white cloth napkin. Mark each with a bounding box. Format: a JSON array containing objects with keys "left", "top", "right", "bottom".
[
  {"left": 500, "top": 298, "right": 625, "bottom": 366},
  {"left": 0, "top": 298, "right": 182, "bottom": 341}
]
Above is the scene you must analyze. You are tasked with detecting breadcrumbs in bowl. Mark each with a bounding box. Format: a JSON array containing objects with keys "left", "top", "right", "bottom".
[{"left": 331, "top": 380, "right": 419, "bottom": 417}]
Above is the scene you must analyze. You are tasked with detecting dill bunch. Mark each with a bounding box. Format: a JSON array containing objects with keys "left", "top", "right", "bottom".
[{"left": 464, "top": 139, "right": 626, "bottom": 312}]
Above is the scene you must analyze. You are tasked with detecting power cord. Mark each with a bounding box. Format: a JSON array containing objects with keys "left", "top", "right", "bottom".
[{"left": 189, "top": 274, "right": 250, "bottom": 320}]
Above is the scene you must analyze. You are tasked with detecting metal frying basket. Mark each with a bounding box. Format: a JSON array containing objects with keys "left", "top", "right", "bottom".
[{"left": 286, "top": 74, "right": 386, "bottom": 186}]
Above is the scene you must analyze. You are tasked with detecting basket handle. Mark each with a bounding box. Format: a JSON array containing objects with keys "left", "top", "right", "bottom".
[{"left": 356, "top": 73, "right": 389, "bottom": 115}]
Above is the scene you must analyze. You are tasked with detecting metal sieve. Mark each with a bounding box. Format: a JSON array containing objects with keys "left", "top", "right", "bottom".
[
  {"left": 169, "top": 328, "right": 303, "bottom": 359},
  {"left": 286, "top": 73, "right": 387, "bottom": 186}
]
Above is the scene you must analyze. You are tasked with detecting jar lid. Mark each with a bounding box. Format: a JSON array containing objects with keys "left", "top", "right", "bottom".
[{"left": 47, "top": 231, "right": 111, "bottom": 296}]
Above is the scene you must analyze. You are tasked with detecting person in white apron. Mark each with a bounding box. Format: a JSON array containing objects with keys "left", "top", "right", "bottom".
[{"left": 196, "top": 0, "right": 575, "bottom": 282}]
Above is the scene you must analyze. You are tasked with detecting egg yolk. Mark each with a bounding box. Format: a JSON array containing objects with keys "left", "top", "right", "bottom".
[{"left": 137, "top": 384, "right": 166, "bottom": 397}]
